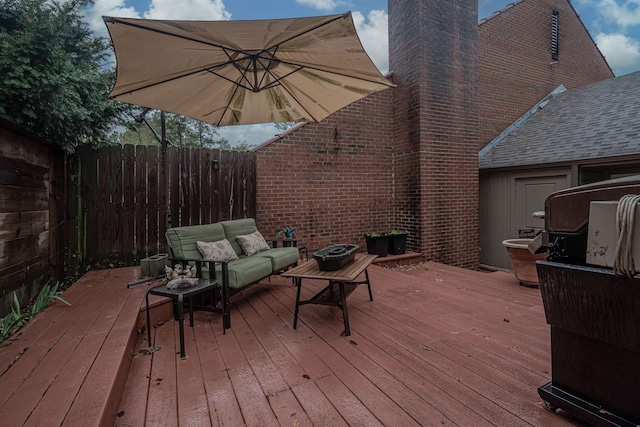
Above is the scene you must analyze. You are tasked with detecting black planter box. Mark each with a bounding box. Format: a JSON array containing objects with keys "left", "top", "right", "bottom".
[
  {"left": 365, "top": 235, "right": 389, "bottom": 257},
  {"left": 387, "top": 233, "right": 408, "bottom": 255},
  {"left": 313, "top": 244, "right": 359, "bottom": 271}
]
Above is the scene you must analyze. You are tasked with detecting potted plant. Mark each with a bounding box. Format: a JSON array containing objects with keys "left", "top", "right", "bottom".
[
  {"left": 386, "top": 230, "right": 408, "bottom": 255},
  {"left": 274, "top": 227, "right": 297, "bottom": 247},
  {"left": 365, "top": 232, "right": 390, "bottom": 257},
  {"left": 502, "top": 238, "right": 548, "bottom": 286}
]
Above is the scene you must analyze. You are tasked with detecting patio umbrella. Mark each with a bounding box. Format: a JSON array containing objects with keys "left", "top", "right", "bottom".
[{"left": 103, "top": 12, "right": 393, "bottom": 126}]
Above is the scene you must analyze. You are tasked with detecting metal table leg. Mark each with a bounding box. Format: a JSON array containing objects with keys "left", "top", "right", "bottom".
[
  {"left": 365, "top": 269, "right": 373, "bottom": 301},
  {"left": 145, "top": 290, "right": 152, "bottom": 346},
  {"left": 177, "top": 293, "right": 185, "bottom": 358},
  {"left": 293, "top": 278, "right": 302, "bottom": 329}
]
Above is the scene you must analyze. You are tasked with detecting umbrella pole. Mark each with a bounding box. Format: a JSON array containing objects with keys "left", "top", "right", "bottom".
[{"left": 161, "top": 111, "right": 171, "bottom": 230}]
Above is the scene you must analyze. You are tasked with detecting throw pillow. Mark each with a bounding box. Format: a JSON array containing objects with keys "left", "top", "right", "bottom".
[
  {"left": 197, "top": 239, "right": 239, "bottom": 262},
  {"left": 236, "top": 230, "right": 270, "bottom": 256}
]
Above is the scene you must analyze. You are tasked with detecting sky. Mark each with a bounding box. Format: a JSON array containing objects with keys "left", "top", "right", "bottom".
[{"left": 82, "top": 0, "right": 640, "bottom": 146}]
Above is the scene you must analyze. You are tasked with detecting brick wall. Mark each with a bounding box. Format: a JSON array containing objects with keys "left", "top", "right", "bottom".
[
  {"left": 478, "top": 0, "right": 614, "bottom": 146},
  {"left": 389, "top": 0, "right": 479, "bottom": 268},
  {"left": 254, "top": 0, "right": 612, "bottom": 268},
  {"left": 255, "top": 89, "right": 394, "bottom": 253}
]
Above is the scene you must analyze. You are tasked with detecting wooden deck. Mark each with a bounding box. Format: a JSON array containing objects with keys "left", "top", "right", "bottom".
[
  {"left": 121, "top": 262, "right": 584, "bottom": 427},
  {"left": 0, "top": 267, "right": 145, "bottom": 427},
  {"left": 0, "top": 261, "right": 587, "bottom": 426}
]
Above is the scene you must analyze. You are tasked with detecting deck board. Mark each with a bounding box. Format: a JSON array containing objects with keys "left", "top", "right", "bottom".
[
  {"left": 0, "top": 261, "right": 590, "bottom": 426},
  {"left": 196, "top": 319, "right": 244, "bottom": 426},
  {"left": 177, "top": 324, "right": 212, "bottom": 427},
  {"left": 63, "top": 272, "right": 146, "bottom": 426},
  {"left": 117, "top": 262, "right": 585, "bottom": 427},
  {"left": 115, "top": 331, "right": 152, "bottom": 427},
  {"left": 269, "top": 276, "right": 523, "bottom": 426},
  {"left": 0, "top": 267, "right": 145, "bottom": 427},
  {"left": 146, "top": 320, "right": 179, "bottom": 426}
]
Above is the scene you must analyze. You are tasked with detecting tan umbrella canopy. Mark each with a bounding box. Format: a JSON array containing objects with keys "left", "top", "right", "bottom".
[{"left": 103, "top": 12, "right": 393, "bottom": 126}]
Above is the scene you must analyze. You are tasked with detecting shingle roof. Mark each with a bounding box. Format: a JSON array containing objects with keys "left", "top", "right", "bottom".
[{"left": 479, "top": 70, "right": 640, "bottom": 169}]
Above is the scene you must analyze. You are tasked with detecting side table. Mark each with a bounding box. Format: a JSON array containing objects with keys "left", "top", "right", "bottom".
[{"left": 145, "top": 278, "right": 221, "bottom": 358}]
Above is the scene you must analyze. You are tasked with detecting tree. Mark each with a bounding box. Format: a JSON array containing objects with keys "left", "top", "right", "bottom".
[
  {"left": 232, "top": 141, "right": 256, "bottom": 152},
  {"left": 119, "top": 110, "right": 225, "bottom": 148},
  {"left": 192, "top": 120, "right": 219, "bottom": 148},
  {"left": 274, "top": 122, "right": 298, "bottom": 133},
  {"left": 0, "top": 0, "right": 128, "bottom": 151},
  {"left": 120, "top": 112, "right": 163, "bottom": 146}
]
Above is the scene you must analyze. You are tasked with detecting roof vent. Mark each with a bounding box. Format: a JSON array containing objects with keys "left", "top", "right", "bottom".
[{"left": 551, "top": 10, "right": 559, "bottom": 61}]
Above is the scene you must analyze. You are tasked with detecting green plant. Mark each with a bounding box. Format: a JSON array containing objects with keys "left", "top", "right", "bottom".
[
  {"left": 275, "top": 227, "right": 296, "bottom": 240},
  {"left": 0, "top": 282, "right": 71, "bottom": 344},
  {"left": 1, "top": 293, "right": 28, "bottom": 341},
  {"left": 388, "top": 230, "right": 407, "bottom": 235},
  {"left": 365, "top": 232, "right": 384, "bottom": 237},
  {"left": 29, "top": 282, "right": 70, "bottom": 317}
]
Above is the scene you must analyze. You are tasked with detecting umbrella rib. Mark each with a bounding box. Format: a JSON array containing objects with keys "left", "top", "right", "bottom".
[
  {"left": 255, "top": 47, "right": 280, "bottom": 91},
  {"left": 268, "top": 58, "right": 393, "bottom": 86},
  {"left": 108, "top": 65, "right": 254, "bottom": 98},
  {"left": 198, "top": 73, "right": 246, "bottom": 126},
  {"left": 221, "top": 46, "right": 261, "bottom": 92},
  {"left": 261, "top": 12, "right": 349, "bottom": 53},
  {"left": 255, "top": 48, "right": 274, "bottom": 91},
  {"left": 204, "top": 69, "right": 254, "bottom": 91},
  {"left": 105, "top": 16, "right": 249, "bottom": 56},
  {"left": 253, "top": 59, "right": 323, "bottom": 122},
  {"left": 261, "top": 67, "right": 302, "bottom": 90},
  {"left": 105, "top": 13, "right": 349, "bottom": 56}
]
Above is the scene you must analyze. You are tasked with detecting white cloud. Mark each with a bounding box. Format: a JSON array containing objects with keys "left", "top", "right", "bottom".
[
  {"left": 595, "top": 32, "right": 640, "bottom": 74},
  {"left": 85, "top": 0, "right": 232, "bottom": 65},
  {"left": 84, "top": 0, "right": 140, "bottom": 38},
  {"left": 295, "top": 0, "right": 341, "bottom": 11},
  {"left": 144, "top": 0, "right": 231, "bottom": 20},
  {"left": 352, "top": 10, "right": 389, "bottom": 74},
  {"left": 218, "top": 123, "right": 281, "bottom": 146},
  {"left": 85, "top": 0, "right": 231, "bottom": 37},
  {"left": 596, "top": 0, "right": 640, "bottom": 29}
]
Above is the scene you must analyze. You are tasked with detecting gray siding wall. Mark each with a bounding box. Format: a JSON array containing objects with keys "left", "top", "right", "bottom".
[{"left": 480, "top": 168, "right": 571, "bottom": 269}]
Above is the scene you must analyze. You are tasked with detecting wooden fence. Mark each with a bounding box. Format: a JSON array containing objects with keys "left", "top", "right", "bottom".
[
  {"left": 65, "top": 144, "right": 256, "bottom": 276},
  {"left": 0, "top": 119, "right": 65, "bottom": 316}
]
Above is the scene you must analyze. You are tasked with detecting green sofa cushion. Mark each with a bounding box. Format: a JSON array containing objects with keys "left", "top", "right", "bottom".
[
  {"left": 220, "top": 218, "right": 259, "bottom": 256},
  {"left": 218, "top": 256, "right": 273, "bottom": 290},
  {"left": 166, "top": 223, "right": 226, "bottom": 259},
  {"left": 255, "top": 247, "right": 299, "bottom": 271}
]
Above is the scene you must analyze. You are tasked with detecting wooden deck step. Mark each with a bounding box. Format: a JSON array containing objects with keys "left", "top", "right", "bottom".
[{"left": 0, "top": 267, "right": 145, "bottom": 427}]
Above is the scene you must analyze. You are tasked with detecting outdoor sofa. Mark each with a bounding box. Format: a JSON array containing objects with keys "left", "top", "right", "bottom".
[{"left": 165, "top": 218, "right": 299, "bottom": 330}]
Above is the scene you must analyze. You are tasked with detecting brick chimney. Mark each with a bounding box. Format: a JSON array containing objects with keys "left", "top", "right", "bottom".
[{"left": 389, "top": 0, "right": 479, "bottom": 268}]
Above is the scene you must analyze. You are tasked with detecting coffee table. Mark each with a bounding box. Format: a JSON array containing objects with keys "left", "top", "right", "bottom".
[{"left": 281, "top": 253, "right": 377, "bottom": 336}]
